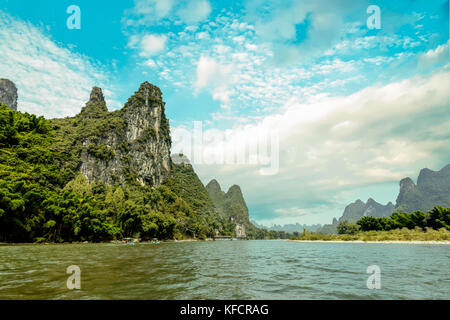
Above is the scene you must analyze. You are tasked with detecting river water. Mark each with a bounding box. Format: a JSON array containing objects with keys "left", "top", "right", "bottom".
[{"left": 0, "top": 240, "right": 448, "bottom": 299}]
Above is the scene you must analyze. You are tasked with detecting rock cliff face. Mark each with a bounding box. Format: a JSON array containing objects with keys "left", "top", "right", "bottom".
[
  {"left": 0, "top": 79, "right": 18, "bottom": 111},
  {"left": 54, "top": 82, "right": 171, "bottom": 187},
  {"left": 82, "top": 82, "right": 170, "bottom": 186}
]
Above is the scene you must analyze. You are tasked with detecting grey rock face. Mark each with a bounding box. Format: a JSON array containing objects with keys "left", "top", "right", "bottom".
[
  {"left": 338, "top": 198, "right": 394, "bottom": 224},
  {"left": 395, "top": 164, "right": 450, "bottom": 212},
  {"left": 80, "top": 82, "right": 171, "bottom": 187},
  {"left": 362, "top": 198, "right": 394, "bottom": 219},
  {"left": 0, "top": 79, "right": 18, "bottom": 110},
  {"left": 339, "top": 199, "right": 366, "bottom": 222}
]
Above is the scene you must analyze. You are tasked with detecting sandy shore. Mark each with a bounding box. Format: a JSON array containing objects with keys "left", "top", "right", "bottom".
[
  {"left": 289, "top": 240, "right": 450, "bottom": 244},
  {"left": 164, "top": 238, "right": 215, "bottom": 242}
]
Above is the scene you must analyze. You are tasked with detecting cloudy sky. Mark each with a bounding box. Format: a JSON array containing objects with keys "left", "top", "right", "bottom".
[{"left": 0, "top": 0, "right": 448, "bottom": 226}]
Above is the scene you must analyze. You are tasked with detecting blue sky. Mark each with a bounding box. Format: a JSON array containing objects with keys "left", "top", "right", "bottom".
[{"left": 0, "top": 0, "right": 449, "bottom": 226}]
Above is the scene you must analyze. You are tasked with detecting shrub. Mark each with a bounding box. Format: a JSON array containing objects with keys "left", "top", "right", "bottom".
[{"left": 87, "top": 144, "right": 115, "bottom": 162}]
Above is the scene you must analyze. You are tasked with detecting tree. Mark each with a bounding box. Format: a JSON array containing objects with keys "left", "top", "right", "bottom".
[
  {"left": 337, "top": 221, "right": 360, "bottom": 234},
  {"left": 426, "top": 206, "right": 450, "bottom": 230},
  {"left": 357, "top": 216, "right": 382, "bottom": 231}
]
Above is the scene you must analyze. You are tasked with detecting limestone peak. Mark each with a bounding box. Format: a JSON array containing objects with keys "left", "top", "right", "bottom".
[
  {"left": 206, "top": 179, "right": 222, "bottom": 193},
  {"left": 89, "top": 86, "right": 105, "bottom": 104},
  {"left": 80, "top": 86, "right": 108, "bottom": 117}
]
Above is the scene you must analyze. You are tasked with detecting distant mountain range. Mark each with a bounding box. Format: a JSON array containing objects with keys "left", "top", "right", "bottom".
[
  {"left": 320, "top": 164, "right": 450, "bottom": 234},
  {"left": 251, "top": 221, "right": 322, "bottom": 233}
]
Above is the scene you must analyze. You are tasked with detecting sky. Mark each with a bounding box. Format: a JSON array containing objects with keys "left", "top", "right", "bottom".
[{"left": 0, "top": 0, "right": 449, "bottom": 226}]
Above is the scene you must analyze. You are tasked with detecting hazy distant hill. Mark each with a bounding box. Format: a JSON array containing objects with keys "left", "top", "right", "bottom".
[
  {"left": 320, "top": 199, "right": 394, "bottom": 234},
  {"left": 251, "top": 221, "right": 322, "bottom": 233},
  {"left": 395, "top": 164, "right": 450, "bottom": 212},
  {"left": 205, "top": 179, "right": 267, "bottom": 238},
  {"left": 206, "top": 179, "right": 250, "bottom": 225}
]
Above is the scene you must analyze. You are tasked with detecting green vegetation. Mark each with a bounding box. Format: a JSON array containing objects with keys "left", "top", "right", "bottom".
[
  {"left": 162, "top": 162, "right": 222, "bottom": 239},
  {"left": 49, "top": 108, "right": 126, "bottom": 180},
  {"left": 337, "top": 221, "right": 360, "bottom": 235},
  {"left": 0, "top": 104, "right": 116, "bottom": 242},
  {"left": 291, "top": 227, "right": 450, "bottom": 241},
  {"left": 356, "top": 206, "right": 450, "bottom": 232},
  {"left": 87, "top": 144, "right": 115, "bottom": 161}
]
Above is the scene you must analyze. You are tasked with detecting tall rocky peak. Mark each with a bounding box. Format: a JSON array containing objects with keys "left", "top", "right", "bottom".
[
  {"left": 89, "top": 86, "right": 106, "bottom": 104},
  {"left": 206, "top": 179, "right": 223, "bottom": 195},
  {"left": 395, "top": 164, "right": 450, "bottom": 212},
  {"left": 76, "top": 81, "right": 171, "bottom": 186},
  {"left": 128, "top": 81, "right": 163, "bottom": 105},
  {"left": 340, "top": 199, "right": 366, "bottom": 222},
  {"left": 396, "top": 177, "right": 415, "bottom": 207},
  {"left": 226, "top": 185, "right": 248, "bottom": 214},
  {"left": 122, "top": 81, "right": 170, "bottom": 145},
  {"left": 399, "top": 177, "right": 415, "bottom": 193},
  {"left": 80, "top": 87, "right": 108, "bottom": 118},
  {"left": 227, "top": 184, "right": 243, "bottom": 197},
  {"left": 0, "top": 79, "right": 18, "bottom": 111}
]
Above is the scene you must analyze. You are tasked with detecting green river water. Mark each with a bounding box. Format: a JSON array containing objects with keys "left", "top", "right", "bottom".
[{"left": 0, "top": 240, "right": 448, "bottom": 299}]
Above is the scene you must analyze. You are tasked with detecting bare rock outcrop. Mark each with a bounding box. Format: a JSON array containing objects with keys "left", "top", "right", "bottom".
[{"left": 0, "top": 79, "right": 18, "bottom": 110}]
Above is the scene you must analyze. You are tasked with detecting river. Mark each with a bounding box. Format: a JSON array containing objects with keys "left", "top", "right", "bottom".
[{"left": 0, "top": 240, "right": 448, "bottom": 299}]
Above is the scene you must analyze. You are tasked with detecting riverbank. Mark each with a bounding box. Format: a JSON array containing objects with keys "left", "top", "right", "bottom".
[
  {"left": 289, "top": 240, "right": 450, "bottom": 244},
  {"left": 289, "top": 227, "right": 450, "bottom": 243},
  {"left": 0, "top": 238, "right": 217, "bottom": 245}
]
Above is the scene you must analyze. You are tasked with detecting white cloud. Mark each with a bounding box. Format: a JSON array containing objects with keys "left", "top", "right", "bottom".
[
  {"left": 177, "top": 0, "right": 212, "bottom": 24},
  {"left": 195, "top": 55, "right": 234, "bottom": 108},
  {"left": 124, "top": 0, "right": 211, "bottom": 26},
  {"left": 143, "top": 59, "right": 157, "bottom": 68},
  {"left": 123, "top": 0, "right": 174, "bottom": 26},
  {"left": 0, "top": 12, "right": 115, "bottom": 118},
  {"left": 419, "top": 40, "right": 449, "bottom": 69},
  {"left": 196, "top": 31, "right": 210, "bottom": 40},
  {"left": 138, "top": 34, "right": 167, "bottom": 57},
  {"left": 274, "top": 207, "right": 309, "bottom": 217},
  {"left": 179, "top": 70, "right": 450, "bottom": 224}
]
